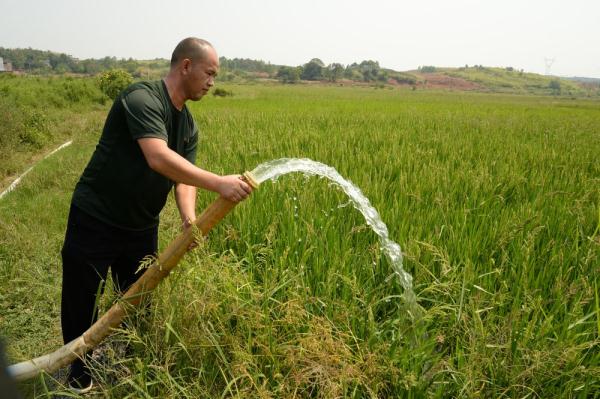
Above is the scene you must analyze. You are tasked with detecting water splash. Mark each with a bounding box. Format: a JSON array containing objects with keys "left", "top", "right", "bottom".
[{"left": 251, "top": 158, "right": 417, "bottom": 311}]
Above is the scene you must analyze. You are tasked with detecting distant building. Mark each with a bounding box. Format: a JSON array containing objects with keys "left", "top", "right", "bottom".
[{"left": 0, "top": 57, "right": 13, "bottom": 72}]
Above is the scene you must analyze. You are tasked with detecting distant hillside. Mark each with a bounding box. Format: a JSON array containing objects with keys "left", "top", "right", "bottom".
[
  {"left": 445, "top": 66, "right": 585, "bottom": 95},
  {"left": 1, "top": 47, "right": 598, "bottom": 97},
  {"left": 564, "top": 76, "right": 600, "bottom": 85},
  {"left": 406, "top": 66, "right": 600, "bottom": 97}
]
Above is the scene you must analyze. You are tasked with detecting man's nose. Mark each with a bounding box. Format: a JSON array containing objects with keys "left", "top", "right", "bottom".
[{"left": 207, "top": 77, "right": 215, "bottom": 87}]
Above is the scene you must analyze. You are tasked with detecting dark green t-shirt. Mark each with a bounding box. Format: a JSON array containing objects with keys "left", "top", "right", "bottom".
[{"left": 72, "top": 80, "right": 198, "bottom": 230}]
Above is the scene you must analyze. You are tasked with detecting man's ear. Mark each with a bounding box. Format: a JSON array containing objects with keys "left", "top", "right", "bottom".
[{"left": 181, "top": 58, "right": 192, "bottom": 75}]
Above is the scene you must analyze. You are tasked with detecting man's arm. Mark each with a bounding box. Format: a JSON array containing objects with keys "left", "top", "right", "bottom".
[
  {"left": 175, "top": 183, "right": 197, "bottom": 225},
  {"left": 137, "top": 137, "right": 252, "bottom": 202}
]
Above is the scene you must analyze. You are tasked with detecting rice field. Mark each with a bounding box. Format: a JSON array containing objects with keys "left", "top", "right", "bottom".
[{"left": 1, "top": 80, "right": 599, "bottom": 398}]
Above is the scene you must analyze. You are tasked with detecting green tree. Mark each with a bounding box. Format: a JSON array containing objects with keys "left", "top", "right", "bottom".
[
  {"left": 301, "top": 58, "right": 324, "bottom": 81},
  {"left": 376, "top": 69, "right": 389, "bottom": 83},
  {"left": 548, "top": 79, "right": 561, "bottom": 94},
  {"left": 100, "top": 56, "right": 118, "bottom": 70},
  {"left": 276, "top": 66, "right": 300, "bottom": 83},
  {"left": 344, "top": 64, "right": 362, "bottom": 80},
  {"left": 98, "top": 69, "right": 133, "bottom": 99},
  {"left": 359, "top": 60, "right": 380, "bottom": 81},
  {"left": 326, "top": 63, "right": 344, "bottom": 82},
  {"left": 81, "top": 59, "right": 102, "bottom": 74},
  {"left": 418, "top": 65, "right": 436, "bottom": 73}
]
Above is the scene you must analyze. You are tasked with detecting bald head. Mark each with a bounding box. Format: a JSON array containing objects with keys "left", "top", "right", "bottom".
[{"left": 170, "top": 37, "right": 214, "bottom": 68}]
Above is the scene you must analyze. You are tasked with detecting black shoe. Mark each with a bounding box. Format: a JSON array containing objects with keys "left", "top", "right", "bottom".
[
  {"left": 67, "top": 364, "right": 93, "bottom": 394},
  {"left": 68, "top": 380, "right": 93, "bottom": 394}
]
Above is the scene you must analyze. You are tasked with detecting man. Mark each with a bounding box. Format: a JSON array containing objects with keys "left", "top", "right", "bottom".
[{"left": 61, "top": 37, "right": 252, "bottom": 392}]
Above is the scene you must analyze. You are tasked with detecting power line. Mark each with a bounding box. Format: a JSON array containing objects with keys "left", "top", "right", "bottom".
[{"left": 544, "top": 57, "right": 555, "bottom": 76}]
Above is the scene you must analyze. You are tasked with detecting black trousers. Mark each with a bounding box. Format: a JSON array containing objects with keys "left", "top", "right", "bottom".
[{"left": 61, "top": 204, "right": 157, "bottom": 376}]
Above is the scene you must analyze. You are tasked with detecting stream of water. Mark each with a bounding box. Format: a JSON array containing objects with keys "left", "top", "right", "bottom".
[{"left": 251, "top": 158, "right": 417, "bottom": 312}]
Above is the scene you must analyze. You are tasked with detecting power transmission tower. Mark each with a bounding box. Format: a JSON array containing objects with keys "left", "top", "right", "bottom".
[{"left": 544, "top": 58, "right": 555, "bottom": 75}]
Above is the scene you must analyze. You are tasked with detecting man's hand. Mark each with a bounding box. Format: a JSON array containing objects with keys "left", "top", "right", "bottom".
[{"left": 216, "top": 175, "right": 253, "bottom": 202}]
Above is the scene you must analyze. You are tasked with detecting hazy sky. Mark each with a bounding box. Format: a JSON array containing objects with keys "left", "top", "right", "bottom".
[{"left": 2, "top": 0, "right": 599, "bottom": 77}]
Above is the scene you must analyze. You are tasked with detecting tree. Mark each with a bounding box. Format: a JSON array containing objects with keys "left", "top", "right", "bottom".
[
  {"left": 100, "top": 56, "right": 118, "bottom": 70},
  {"left": 326, "top": 63, "right": 344, "bottom": 82},
  {"left": 81, "top": 59, "right": 102, "bottom": 74},
  {"left": 301, "top": 59, "right": 324, "bottom": 81},
  {"left": 548, "top": 79, "right": 561, "bottom": 95},
  {"left": 98, "top": 69, "right": 133, "bottom": 99},
  {"left": 418, "top": 65, "right": 436, "bottom": 73},
  {"left": 343, "top": 64, "right": 361, "bottom": 80},
  {"left": 276, "top": 66, "right": 300, "bottom": 83},
  {"left": 358, "top": 60, "right": 380, "bottom": 82},
  {"left": 376, "top": 69, "right": 389, "bottom": 83}
]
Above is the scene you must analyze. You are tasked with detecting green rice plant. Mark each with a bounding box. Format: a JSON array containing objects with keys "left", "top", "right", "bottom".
[{"left": 0, "top": 82, "right": 598, "bottom": 398}]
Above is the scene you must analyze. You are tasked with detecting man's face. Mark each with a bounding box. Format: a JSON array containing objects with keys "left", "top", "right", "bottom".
[{"left": 184, "top": 47, "right": 219, "bottom": 101}]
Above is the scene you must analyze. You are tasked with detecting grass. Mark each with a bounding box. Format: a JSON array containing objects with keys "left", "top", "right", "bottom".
[
  {"left": 0, "top": 79, "right": 598, "bottom": 398},
  {"left": 0, "top": 74, "right": 107, "bottom": 187}
]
